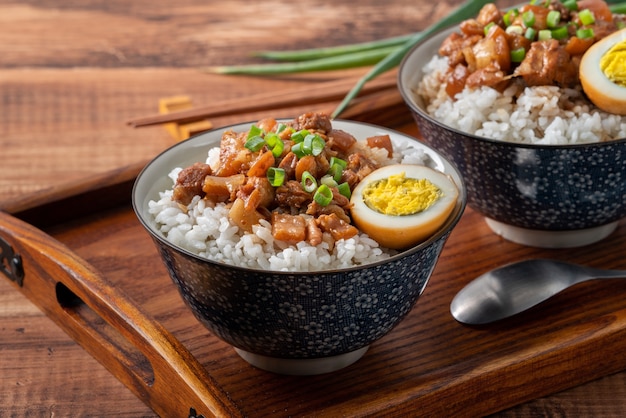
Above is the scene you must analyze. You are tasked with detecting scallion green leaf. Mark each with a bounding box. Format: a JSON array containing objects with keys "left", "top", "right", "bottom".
[
  {"left": 329, "top": 156, "right": 347, "bottom": 169},
  {"left": 563, "top": 0, "right": 578, "bottom": 11},
  {"left": 291, "top": 142, "right": 305, "bottom": 158},
  {"left": 245, "top": 136, "right": 266, "bottom": 152},
  {"left": 301, "top": 171, "right": 317, "bottom": 192},
  {"left": 313, "top": 184, "right": 333, "bottom": 206},
  {"left": 547, "top": 10, "right": 561, "bottom": 28},
  {"left": 252, "top": 33, "right": 414, "bottom": 62},
  {"left": 524, "top": 27, "right": 537, "bottom": 40},
  {"left": 303, "top": 134, "right": 325, "bottom": 156},
  {"left": 510, "top": 47, "right": 526, "bottom": 63},
  {"left": 538, "top": 29, "right": 552, "bottom": 41},
  {"left": 523, "top": 10, "right": 536, "bottom": 27},
  {"left": 337, "top": 182, "right": 351, "bottom": 199},
  {"left": 579, "top": 8, "right": 595, "bottom": 25},
  {"left": 321, "top": 174, "right": 338, "bottom": 188},
  {"left": 551, "top": 26, "right": 568, "bottom": 40},
  {"left": 576, "top": 27, "right": 595, "bottom": 39},
  {"left": 291, "top": 129, "right": 309, "bottom": 143},
  {"left": 267, "top": 167, "right": 285, "bottom": 187}
]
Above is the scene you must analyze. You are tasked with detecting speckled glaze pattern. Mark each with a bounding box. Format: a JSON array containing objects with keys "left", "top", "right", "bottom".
[
  {"left": 152, "top": 234, "right": 448, "bottom": 359},
  {"left": 411, "top": 113, "right": 626, "bottom": 231}
]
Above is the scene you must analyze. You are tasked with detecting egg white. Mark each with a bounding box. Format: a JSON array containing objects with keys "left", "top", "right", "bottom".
[
  {"left": 349, "top": 164, "right": 459, "bottom": 250},
  {"left": 580, "top": 28, "right": 626, "bottom": 115}
]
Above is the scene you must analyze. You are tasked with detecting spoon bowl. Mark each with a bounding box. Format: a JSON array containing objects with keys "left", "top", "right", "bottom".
[{"left": 451, "top": 259, "right": 626, "bottom": 325}]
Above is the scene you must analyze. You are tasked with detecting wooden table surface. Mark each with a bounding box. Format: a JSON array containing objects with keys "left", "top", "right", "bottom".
[{"left": 2, "top": 0, "right": 626, "bottom": 416}]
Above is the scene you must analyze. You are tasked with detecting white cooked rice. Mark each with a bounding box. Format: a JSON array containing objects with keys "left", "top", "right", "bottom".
[
  {"left": 417, "top": 56, "right": 626, "bottom": 145},
  {"left": 148, "top": 139, "right": 432, "bottom": 272}
]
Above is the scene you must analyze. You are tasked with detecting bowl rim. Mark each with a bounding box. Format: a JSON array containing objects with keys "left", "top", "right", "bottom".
[
  {"left": 132, "top": 118, "right": 467, "bottom": 275},
  {"left": 397, "top": 24, "right": 626, "bottom": 150}
]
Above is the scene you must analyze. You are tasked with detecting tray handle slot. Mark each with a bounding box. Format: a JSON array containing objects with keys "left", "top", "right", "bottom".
[{"left": 0, "top": 211, "right": 244, "bottom": 418}]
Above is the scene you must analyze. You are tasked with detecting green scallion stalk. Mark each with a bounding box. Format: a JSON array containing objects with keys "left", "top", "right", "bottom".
[
  {"left": 244, "top": 136, "right": 265, "bottom": 152},
  {"left": 525, "top": 27, "right": 537, "bottom": 40},
  {"left": 503, "top": 9, "right": 519, "bottom": 26},
  {"left": 576, "top": 27, "right": 595, "bottom": 38},
  {"left": 252, "top": 33, "right": 415, "bottom": 62},
  {"left": 301, "top": 171, "right": 318, "bottom": 193},
  {"left": 271, "top": 139, "right": 284, "bottom": 157},
  {"left": 267, "top": 167, "right": 285, "bottom": 187},
  {"left": 538, "top": 29, "right": 552, "bottom": 40},
  {"left": 610, "top": 1, "right": 626, "bottom": 13},
  {"left": 563, "top": 0, "right": 578, "bottom": 11},
  {"left": 291, "top": 142, "right": 305, "bottom": 158},
  {"left": 313, "top": 184, "right": 333, "bottom": 206},
  {"left": 331, "top": 0, "right": 493, "bottom": 118},
  {"left": 551, "top": 25, "right": 569, "bottom": 40},
  {"left": 579, "top": 8, "right": 596, "bottom": 25},
  {"left": 337, "top": 182, "right": 351, "bottom": 199},
  {"left": 522, "top": 10, "right": 536, "bottom": 27},
  {"left": 547, "top": 10, "right": 561, "bottom": 28},
  {"left": 329, "top": 156, "right": 347, "bottom": 169},
  {"left": 484, "top": 22, "right": 496, "bottom": 35},
  {"left": 330, "top": 162, "right": 344, "bottom": 182},
  {"left": 510, "top": 47, "right": 526, "bottom": 63},
  {"left": 321, "top": 174, "right": 339, "bottom": 188},
  {"left": 207, "top": 46, "right": 399, "bottom": 75},
  {"left": 291, "top": 129, "right": 309, "bottom": 143}
]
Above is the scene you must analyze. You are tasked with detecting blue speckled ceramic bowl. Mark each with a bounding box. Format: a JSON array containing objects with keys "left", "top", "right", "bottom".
[
  {"left": 132, "top": 120, "right": 466, "bottom": 375},
  {"left": 398, "top": 26, "right": 626, "bottom": 248}
]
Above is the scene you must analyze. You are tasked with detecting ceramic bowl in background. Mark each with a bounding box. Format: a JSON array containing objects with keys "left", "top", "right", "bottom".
[{"left": 398, "top": 26, "right": 626, "bottom": 248}]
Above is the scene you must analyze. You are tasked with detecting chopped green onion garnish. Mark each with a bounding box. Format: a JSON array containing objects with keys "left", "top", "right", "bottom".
[
  {"left": 579, "top": 8, "right": 595, "bottom": 25},
  {"left": 538, "top": 29, "right": 552, "bottom": 41},
  {"left": 301, "top": 171, "right": 317, "bottom": 192},
  {"left": 275, "top": 123, "right": 288, "bottom": 134},
  {"left": 576, "top": 27, "right": 595, "bottom": 39},
  {"left": 563, "top": 0, "right": 578, "bottom": 11},
  {"left": 551, "top": 26, "right": 568, "bottom": 40},
  {"left": 291, "top": 142, "right": 305, "bottom": 158},
  {"left": 510, "top": 47, "right": 526, "bottom": 63},
  {"left": 547, "top": 10, "right": 561, "bottom": 28},
  {"left": 271, "top": 138, "right": 284, "bottom": 157},
  {"left": 330, "top": 162, "right": 344, "bottom": 182},
  {"left": 244, "top": 136, "right": 266, "bottom": 152},
  {"left": 267, "top": 167, "right": 285, "bottom": 187},
  {"left": 483, "top": 22, "right": 495, "bottom": 35},
  {"left": 329, "top": 156, "right": 347, "bottom": 169},
  {"left": 303, "top": 134, "right": 325, "bottom": 156},
  {"left": 503, "top": 9, "right": 519, "bottom": 27},
  {"left": 291, "top": 129, "right": 310, "bottom": 143},
  {"left": 321, "top": 174, "right": 338, "bottom": 188},
  {"left": 264, "top": 132, "right": 279, "bottom": 147},
  {"left": 313, "top": 184, "right": 333, "bottom": 206},
  {"left": 523, "top": 10, "right": 535, "bottom": 27},
  {"left": 248, "top": 125, "right": 264, "bottom": 139},
  {"left": 337, "top": 182, "right": 351, "bottom": 199},
  {"left": 506, "top": 25, "right": 524, "bottom": 35},
  {"left": 524, "top": 27, "right": 537, "bottom": 40}
]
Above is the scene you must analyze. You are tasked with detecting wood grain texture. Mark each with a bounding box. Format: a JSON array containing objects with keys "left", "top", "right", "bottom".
[{"left": 3, "top": 0, "right": 626, "bottom": 416}]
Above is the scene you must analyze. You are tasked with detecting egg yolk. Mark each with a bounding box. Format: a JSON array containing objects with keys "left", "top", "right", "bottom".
[
  {"left": 349, "top": 164, "right": 459, "bottom": 250},
  {"left": 600, "top": 41, "right": 626, "bottom": 86},
  {"left": 362, "top": 173, "right": 441, "bottom": 216}
]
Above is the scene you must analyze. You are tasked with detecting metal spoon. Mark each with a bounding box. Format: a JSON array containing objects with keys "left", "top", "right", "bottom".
[{"left": 450, "top": 259, "right": 626, "bottom": 325}]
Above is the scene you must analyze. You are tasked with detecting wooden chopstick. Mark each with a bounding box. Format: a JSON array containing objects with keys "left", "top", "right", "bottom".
[{"left": 127, "top": 70, "right": 398, "bottom": 128}]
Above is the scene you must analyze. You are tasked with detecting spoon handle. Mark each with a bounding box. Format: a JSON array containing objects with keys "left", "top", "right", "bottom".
[{"left": 583, "top": 266, "right": 626, "bottom": 280}]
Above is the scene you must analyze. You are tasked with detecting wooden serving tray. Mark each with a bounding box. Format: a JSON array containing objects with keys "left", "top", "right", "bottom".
[{"left": 2, "top": 125, "right": 626, "bottom": 417}]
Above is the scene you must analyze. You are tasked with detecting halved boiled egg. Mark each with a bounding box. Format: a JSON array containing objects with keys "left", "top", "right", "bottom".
[
  {"left": 580, "top": 28, "right": 626, "bottom": 115},
  {"left": 349, "top": 164, "right": 459, "bottom": 250}
]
